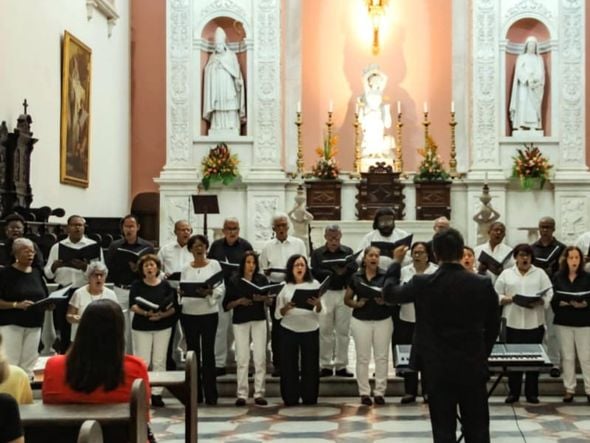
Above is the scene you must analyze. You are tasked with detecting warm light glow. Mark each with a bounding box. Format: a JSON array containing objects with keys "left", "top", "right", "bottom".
[{"left": 366, "top": 0, "right": 388, "bottom": 55}]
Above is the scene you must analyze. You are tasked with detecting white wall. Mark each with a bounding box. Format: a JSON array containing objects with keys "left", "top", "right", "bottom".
[{"left": 0, "top": 0, "right": 130, "bottom": 217}]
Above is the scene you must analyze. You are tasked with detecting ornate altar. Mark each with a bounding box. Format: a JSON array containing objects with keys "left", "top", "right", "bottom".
[
  {"left": 305, "top": 179, "right": 342, "bottom": 220},
  {"left": 415, "top": 181, "right": 451, "bottom": 220},
  {"left": 355, "top": 162, "right": 405, "bottom": 220}
]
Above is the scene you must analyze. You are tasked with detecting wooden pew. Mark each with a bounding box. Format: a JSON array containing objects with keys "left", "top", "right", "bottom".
[
  {"left": 21, "top": 378, "right": 147, "bottom": 443},
  {"left": 149, "top": 350, "right": 197, "bottom": 443},
  {"left": 77, "top": 420, "right": 103, "bottom": 443}
]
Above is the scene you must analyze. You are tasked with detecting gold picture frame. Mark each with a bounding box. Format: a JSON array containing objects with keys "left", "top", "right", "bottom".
[{"left": 60, "top": 31, "right": 92, "bottom": 187}]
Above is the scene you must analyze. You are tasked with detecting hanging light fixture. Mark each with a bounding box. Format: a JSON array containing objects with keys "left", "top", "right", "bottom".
[{"left": 366, "top": 0, "right": 388, "bottom": 55}]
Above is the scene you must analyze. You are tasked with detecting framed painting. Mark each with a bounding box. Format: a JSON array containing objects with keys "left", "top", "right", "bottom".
[{"left": 60, "top": 31, "right": 92, "bottom": 187}]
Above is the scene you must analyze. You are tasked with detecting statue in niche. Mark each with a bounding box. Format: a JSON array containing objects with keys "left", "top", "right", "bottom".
[
  {"left": 359, "top": 65, "right": 394, "bottom": 161},
  {"left": 202, "top": 27, "right": 246, "bottom": 136},
  {"left": 509, "top": 36, "right": 545, "bottom": 135}
]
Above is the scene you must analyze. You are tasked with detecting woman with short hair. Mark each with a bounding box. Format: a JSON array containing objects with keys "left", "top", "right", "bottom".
[
  {"left": 67, "top": 261, "right": 118, "bottom": 340},
  {"left": 0, "top": 238, "right": 49, "bottom": 377}
]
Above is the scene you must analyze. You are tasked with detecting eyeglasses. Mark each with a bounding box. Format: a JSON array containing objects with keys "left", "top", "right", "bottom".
[
  {"left": 412, "top": 250, "right": 427, "bottom": 255},
  {"left": 274, "top": 223, "right": 288, "bottom": 228}
]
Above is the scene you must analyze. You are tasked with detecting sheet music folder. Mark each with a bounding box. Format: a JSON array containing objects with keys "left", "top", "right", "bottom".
[
  {"left": 191, "top": 195, "right": 219, "bottom": 215},
  {"left": 291, "top": 277, "right": 331, "bottom": 310}
]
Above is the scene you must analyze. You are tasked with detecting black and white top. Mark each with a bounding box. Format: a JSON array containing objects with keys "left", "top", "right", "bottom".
[
  {"left": 275, "top": 281, "right": 326, "bottom": 333},
  {"left": 348, "top": 271, "right": 392, "bottom": 321}
]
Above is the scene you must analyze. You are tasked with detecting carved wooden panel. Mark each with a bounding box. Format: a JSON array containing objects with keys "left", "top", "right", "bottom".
[
  {"left": 415, "top": 182, "right": 451, "bottom": 220},
  {"left": 305, "top": 180, "right": 341, "bottom": 220},
  {"left": 355, "top": 163, "right": 405, "bottom": 220}
]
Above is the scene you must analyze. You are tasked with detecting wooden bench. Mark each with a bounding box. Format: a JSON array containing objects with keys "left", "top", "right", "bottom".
[
  {"left": 77, "top": 420, "right": 103, "bottom": 443},
  {"left": 21, "top": 378, "right": 147, "bottom": 443}
]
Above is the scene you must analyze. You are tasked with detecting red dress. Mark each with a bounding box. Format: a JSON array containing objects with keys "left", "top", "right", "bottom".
[{"left": 42, "top": 354, "right": 151, "bottom": 408}]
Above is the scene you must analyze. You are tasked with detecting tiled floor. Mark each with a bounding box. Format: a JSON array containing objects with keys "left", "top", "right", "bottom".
[{"left": 151, "top": 396, "right": 590, "bottom": 442}]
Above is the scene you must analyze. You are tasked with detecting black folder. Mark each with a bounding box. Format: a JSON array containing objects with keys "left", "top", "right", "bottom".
[
  {"left": 58, "top": 243, "right": 101, "bottom": 265},
  {"left": 291, "top": 277, "right": 331, "bottom": 310},
  {"left": 478, "top": 250, "right": 513, "bottom": 276},
  {"left": 115, "top": 247, "right": 151, "bottom": 262},
  {"left": 240, "top": 279, "right": 285, "bottom": 298},
  {"left": 219, "top": 260, "right": 240, "bottom": 279},
  {"left": 134, "top": 295, "right": 174, "bottom": 312},
  {"left": 179, "top": 271, "right": 224, "bottom": 297},
  {"left": 513, "top": 287, "right": 551, "bottom": 308},
  {"left": 167, "top": 272, "right": 181, "bottom": 281},
  {"left": 32, "top": 285, "right": 72, "bottom": 309},
  {"left": 533, "top": 245, "right": 561, "bottom": 264},
  {"left": 371, "top": 235, "right": 413, "bottom": 257},
  {"left": 321, "top": 250, "right": 363, "bottom": 266},
  {"left": 357, "top": 281, "right": 383, "bottom": 299},
  {"left": 554, "top": 290, "right": 590, "bottom": 303}
]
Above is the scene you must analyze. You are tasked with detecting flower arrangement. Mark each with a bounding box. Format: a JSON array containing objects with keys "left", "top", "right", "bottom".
[
  {"left": 512, "top": 143, "right": 552, "bottom": 190},
  {"left": 200, "top": 143, "right": 240, "bottom": 190},
  {"left": 413, "top": 136, "right": 450, "bottom": 182},
  {"left": 311, "top": 134, "right": 339, "bottom": 179}
]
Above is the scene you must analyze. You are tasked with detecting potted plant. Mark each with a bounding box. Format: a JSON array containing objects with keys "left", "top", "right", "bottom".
[
  {"left": 305, "top": 134, "right": 342, "bottom": 220},
  {"left": 511, "top": 143, "right": 552, "bottom": 190},
  {"left": 414, "top": 136, "right": 451, "bottom": 220},
  {"left": 200, "top": 143, "right": 240, "bottom": 190}
]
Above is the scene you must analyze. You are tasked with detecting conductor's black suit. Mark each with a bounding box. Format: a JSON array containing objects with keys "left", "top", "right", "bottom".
[{"left": 384, "top": 262, "right": 500, "bottom": 443}]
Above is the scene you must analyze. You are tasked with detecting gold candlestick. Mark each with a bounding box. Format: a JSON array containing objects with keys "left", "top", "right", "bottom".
[
  {"left": 449, "top": 111, "right": 458, "bottom": 178},
  {"left": 422, "top": 111, "right": 430, "bottom": 146},
  {"left": 351, "top": 111, "right": 361, "bottom": 177},
  {"left": 294, "top": 111, "right": 304, "bottom": 177},
  {"left": 394, "top": 112, "right": 404, "bottom": 173}
]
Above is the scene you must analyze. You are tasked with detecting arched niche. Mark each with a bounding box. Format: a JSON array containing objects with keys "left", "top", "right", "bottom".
[
  {"left": 198, "top": 17, "right": 249, "bottom": 137},
  {"left": 504, "top": 18, "right": 552, "bottom": 137}
]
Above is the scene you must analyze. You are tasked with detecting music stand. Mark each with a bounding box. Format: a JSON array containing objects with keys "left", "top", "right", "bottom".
[{"left": 191, "top": 195, "right": 219, "bottom": 235}]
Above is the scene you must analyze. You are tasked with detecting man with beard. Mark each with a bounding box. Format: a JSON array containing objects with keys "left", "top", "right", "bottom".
[{"left": 357, "top": 208, "right": 411, "bottom": 271}]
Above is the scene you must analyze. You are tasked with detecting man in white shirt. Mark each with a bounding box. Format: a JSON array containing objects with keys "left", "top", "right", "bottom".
[
  {"left": 357, "top": 207, "right": 411, "bottom": 270},
  {"left": 157, "top": 219, "right": 193, "bottom": 369},
  {"left": 259, "top": 213, "right": 306, "bottom": 377},
  {"left": 44, "top": 215, "right": 104, "bottom": 352},
  {"left": 474, "top": 221, "right": 514, "bottom": 283},
  {"left": 157, "top": 220, "right": 193, "bottom": 277}
]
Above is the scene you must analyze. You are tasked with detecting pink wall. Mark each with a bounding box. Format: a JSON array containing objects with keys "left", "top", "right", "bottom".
[
  {"left": 301, "top": 0, "right": 452, "bottom": 172},
  {"left": 130, "top": 0, "right": 166, "bottom": 196}
]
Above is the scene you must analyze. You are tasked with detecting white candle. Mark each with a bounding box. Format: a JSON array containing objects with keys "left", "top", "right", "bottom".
[
  {"left": 423, "top": 102, "right": 428, "bottom": 113},
  {"left": 484, "top": 172, "right": 488, "bottom": 184},
  {"left": 296, "top": 101, "right": 301, "bottom": 113},
  {"left": 397, "top": 101, "right": 401, "bottom": 114},
  {"left": 451, "top": 101, "right": 455, "bottom": 113},
  {"left": 329, "top": 100, "right": 333, "bottom": 113}
]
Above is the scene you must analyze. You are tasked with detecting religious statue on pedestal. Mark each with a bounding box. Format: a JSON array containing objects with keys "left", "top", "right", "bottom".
[
  {"left": 509, "top": 36, "right": 545, "bottom": 137},
  {"left": 288, "top": 185, "right": 313, "bottom": 255},
  {"left": 358, "top": 65, "right": 394, "bottom": 169},
  {"left": 202, "top": 27, "right": 246, "bottom": 136},
  {"left": 472, "top": 182, "right": 500, "bottom": 245}
]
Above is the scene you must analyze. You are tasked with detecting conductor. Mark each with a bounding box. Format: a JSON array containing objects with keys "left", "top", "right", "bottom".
[{"left": 383, "top": 228, "right": 500, "bottom": 443}]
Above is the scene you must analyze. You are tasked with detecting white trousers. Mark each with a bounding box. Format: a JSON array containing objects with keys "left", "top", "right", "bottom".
[
  {"left": 0, "top": 325, "right": 41, "bottom": 377},
  {"left": 233, "top": 320, "right": 267, "bottom": 399},
  {"left": 544, "top": 308, "right": 560, "bottom": 366},
  {"left": 350, "top": 317, "right": 393, "bottom": 396},
  {"left": 556, "top": 325, "right": 590, "bottom": 395},
  {"left": 215, "top": 297, "right": 234, "bottom": 367},
  {"left": 318, "top": 289, "right": 351, "bottom": 370},
  {"left": 132, "top": 327, "right": 173, "bottom": 395}
]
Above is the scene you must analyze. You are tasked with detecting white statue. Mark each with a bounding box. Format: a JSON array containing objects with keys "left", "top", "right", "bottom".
[
  {"left": 359, "top": 66, "right": 394, "bottom": 162},
  {"left": 288, "top": 185, "right": 313, "bottom": 254},
  {"left": 509, "top": 36, "right": 545, "bottom": 135},
  {"left": 202, "top": 27, "right": 246, "bottom": 136}
]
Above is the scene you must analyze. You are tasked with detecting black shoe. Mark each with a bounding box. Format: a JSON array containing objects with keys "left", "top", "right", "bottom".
[
  {"left": 205, "top": 399, "right": 218, "bottom": 406},
  {"left": 563, "top": 393, "right": 574, "bottom": 403},
  {"left": 335, "top": 368, "right": 354, "bottom": 377},
  {"left": 215, "top": 367, "right": 227, "bottom": 376},
  {"left": 320, "top": 368, "right": 334, "bottom": 377},
  {"left": 360, "top": 395, "right": 372, "bottom": 406},
  {"left": 400, "top": 394, "right": 416, "bottom": 404},
  {"left": 526, "top": 396, "right": 540, "bottom": 404},
  {"left": 550, "top": 367, "right": 561, "bottom": 378},
  {"left": 254, "top": 397, "right": 268, "bottom": 406},
  {"left": 373, "top": 396, "right": 386, "bottom": 405},
  {"left": 235, "top": 398, "right": 246, "bottom": 406},
  {"left": 151, "top": 395, "right": 165, "bottom": 407},
  {"left": 505, "top": 395, "right": 519, "bottom": 404}
]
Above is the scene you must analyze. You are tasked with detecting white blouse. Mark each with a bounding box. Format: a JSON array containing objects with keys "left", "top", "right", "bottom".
[
  {"left": 494, "top": 265, "right": 553, "bottom": 330},
  {"left": 399, "top": 262, "right": 438, "bottom": 323},
  {"left": 275, "top": 281, "right": 326, "bottom": 333},
  {"left": 474, "top": 242, "right": 514, "bottom": 284},
  {"left": 180, "top": 259, "right": 225, "bottom": 316},
  {"left": 69, "top": 286, "right": 118, "bottom": 339}
]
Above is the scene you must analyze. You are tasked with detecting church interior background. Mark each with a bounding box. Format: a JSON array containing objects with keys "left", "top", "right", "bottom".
[{"left": 4, "top": 1, "right": 590, "bottom": 441}]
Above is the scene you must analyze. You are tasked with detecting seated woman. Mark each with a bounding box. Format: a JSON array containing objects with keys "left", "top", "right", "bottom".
[
  {"left": 0, "top": 333, "right": 33, "bottom": 404},
  {"left": 67, "top": 261, "right": 118, "bottom": 340},
  {"left": 0, "top": 393, "right": 24, "bottom": 443},
  {"left": 0, "top": 238, "right": 50, "bottom": 377},
  {"left": 42, "top": 299, "right": 150, "bottom": 406}
]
